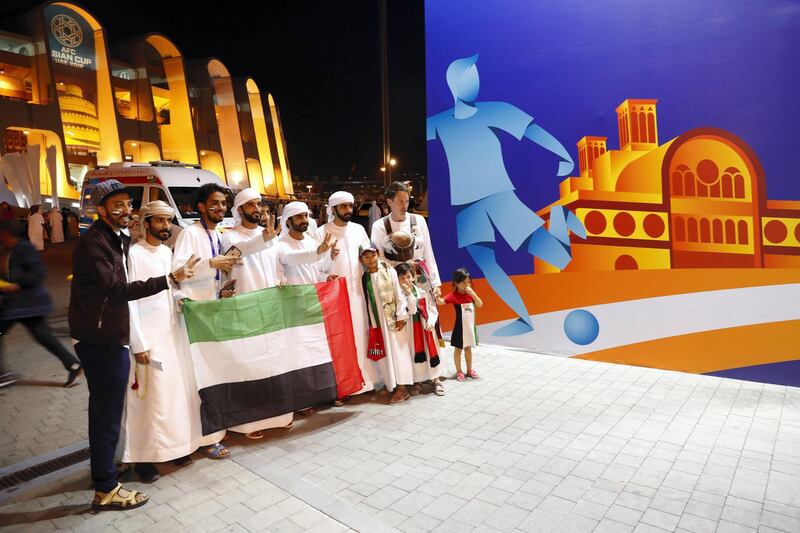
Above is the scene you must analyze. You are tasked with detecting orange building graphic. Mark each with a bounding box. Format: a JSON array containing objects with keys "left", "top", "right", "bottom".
[{"left": 537, "top": 99, "right": 800, "bottom": 272}]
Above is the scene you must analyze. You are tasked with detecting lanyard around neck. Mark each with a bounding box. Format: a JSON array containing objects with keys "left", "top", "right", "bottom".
[{"left": 200, "top": 218, "right": 220, "bottom": 281}]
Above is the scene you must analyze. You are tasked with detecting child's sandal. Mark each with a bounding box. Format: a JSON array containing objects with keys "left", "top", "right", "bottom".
[
  {"left": 466, "top": 369, "right": 479, "bottom": 379},
  {"left": 456, "top": 372, "right": 466, "bottom": 382}
]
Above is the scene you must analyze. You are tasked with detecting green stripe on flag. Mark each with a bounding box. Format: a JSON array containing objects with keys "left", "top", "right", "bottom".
[{"left": 182, "top": 284, "right": 324, "bottom": 343}]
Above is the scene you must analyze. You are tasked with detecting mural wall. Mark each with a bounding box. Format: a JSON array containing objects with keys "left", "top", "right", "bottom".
[{"left": 425, "top": 0, "right": 800, "bottom": 386}]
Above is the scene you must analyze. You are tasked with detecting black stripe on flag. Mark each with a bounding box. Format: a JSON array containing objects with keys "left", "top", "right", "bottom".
[{"left": 198, "top": 362, "right": 337, "bottom": 435}]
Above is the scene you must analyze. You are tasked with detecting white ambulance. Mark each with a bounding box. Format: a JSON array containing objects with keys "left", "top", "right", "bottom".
[{"left": 79, "top": 161, "right": 234, "bottom": 234}]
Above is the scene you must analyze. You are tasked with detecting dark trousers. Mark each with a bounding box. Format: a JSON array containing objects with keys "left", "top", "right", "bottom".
[
  {"left": 75, "top": 342, "right": 130, "bottom": 493},
  {"left": 0, "top": 316, "right": 80, "bottom": 373}
]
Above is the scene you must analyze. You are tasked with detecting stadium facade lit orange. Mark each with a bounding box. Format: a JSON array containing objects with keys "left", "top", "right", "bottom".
[
  {"left": 0, "top": 1, "right": 295, "bottom": 202},
  {"left": 537, "top": 99, "right": 800, "bottom": 272}
]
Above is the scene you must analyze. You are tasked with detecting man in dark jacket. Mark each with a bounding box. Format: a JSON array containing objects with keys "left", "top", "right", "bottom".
[
  {"left": 69, "top": 179, "right": 197, "bottom": 512},
  {"left": 0, "top": 221, "right": 81, "bottom": 388}
]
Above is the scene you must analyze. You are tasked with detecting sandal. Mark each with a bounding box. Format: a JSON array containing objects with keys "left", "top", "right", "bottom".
[
  {"left": 466, "top": 369, "right": 479, "bottom": 379},
  {"left": 409, "top": 384, "right": 422, "bottom": 396},
  {"left": 456, "top": 372, "right": 466, "bottom": 382},
  {"left": 433, "top": 381, "right": 445, "bottom": 396},
  {"left": 246, "top": 431, "right": 264, "bottom": 440},
  {"left": 204, "top": 443, "right": 230, "bottom": 460},
  {"left": 91, "top": 483, "right": 149, "bottom": 513},
  {"left": 298, "top": 408, "right": 314, "bottom": 416}
]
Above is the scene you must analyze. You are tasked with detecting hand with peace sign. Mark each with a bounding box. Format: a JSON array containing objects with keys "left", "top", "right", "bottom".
[
  {"left": 171, "top": 254, "right": 201, "bottom": 283},
  {"left": 316, "top": 232, "right": 335, "bottom": 255},
  {"left": 261, "top": 213, "right": 278, "bottom": 242}
]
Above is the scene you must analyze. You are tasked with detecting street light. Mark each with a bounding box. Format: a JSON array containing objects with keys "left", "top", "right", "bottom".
[
  {"left": 379, "top": 166, "right": 386, "bottom": 172},
  {"left": 389, "top": 158, "right": 397, "bottom": 166}
]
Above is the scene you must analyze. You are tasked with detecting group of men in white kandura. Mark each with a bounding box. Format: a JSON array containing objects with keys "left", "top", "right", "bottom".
[{"left": 121, "top": 180, "right": 441, "bottom": 482}]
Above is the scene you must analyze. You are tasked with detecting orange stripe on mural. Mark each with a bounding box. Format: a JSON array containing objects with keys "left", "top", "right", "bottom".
[
  {"left": 573, "top": 319, "right": 800, "bottom": 374},
  {"left": 438, "top": 268, "right": 800, "bottom": 331}
]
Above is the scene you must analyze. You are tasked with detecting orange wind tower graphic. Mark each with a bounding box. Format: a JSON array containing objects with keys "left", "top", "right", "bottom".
[{"left": 537, "top": 99, "right": 800, "bottom": 273}]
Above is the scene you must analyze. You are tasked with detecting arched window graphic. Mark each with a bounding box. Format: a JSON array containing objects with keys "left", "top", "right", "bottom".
[
  {"left": 593, "top": 145, "right": 599, "bottom": 160},
  {"left": 672, "top": 170, "right": 683, "bottom": 196},
  {"left": 738, "top": 220, "right": 749, "bottom": 244},
  {"left": 696, "top": 183, "right": 708, "bottom": 198},
  {"left": 647, "top": 112, "right": 656, "bottom": 143},
  {"left": 725, "top": 219, "right": 736, "bottom": 244},
  {"left": 721, "top": 174, "right": 733, "bottom": 198},
  {"left": 674, "top": 217, "right": 686, "bottom": 241},
  {"left": 734, "top": 173, "right": 745, "bottom": 198},
  {"left": 709, "top": 181, "right": 721, "bottom": 198},
  {"left": 630, "top": 110, "right": 639, "bottom": 143},
  {"left": 638, "top": 110, "right": 648, "bottom": 143},
  {"left": 684, "top": 171, "right": 696, "bottom": 196},
  {"left": 700, "top": 218, "right": 711, "bottom": 243},
  {"left": 615, "top": 255, "right": 638, "bottom": 270},
  {"left": 712, "top": 219, "right": 723, "bottom": 243},
  {"left": 579, "top": 147, "right": 586, "bottom": 174},
  {"left": 622, "top": 112, "right": 629, "bottom": 146},
  {"left": 687, "top": 218, "right": 698, "bottom": 242}
]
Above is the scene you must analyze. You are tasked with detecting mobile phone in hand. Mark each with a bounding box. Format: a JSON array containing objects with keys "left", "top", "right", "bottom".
[{"left": 224, "top": 246, "right": 242, "bottom": 258}]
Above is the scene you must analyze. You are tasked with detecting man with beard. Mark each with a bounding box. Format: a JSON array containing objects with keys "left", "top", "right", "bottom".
[
  {"left": 314, "top": 191, "right": 372, "bottom": 401},
  {"left": 220, "top": 188, "right": 292, "bottom": 439},
  {"left": 172, "top": 183, "right": 278, "bottom": 458},
  {"left": 122, "top": 201, "right": 214, "bottom": 481},
  {"left": 275, "top": 201, "right": 339, "bottom": 416},
  {"left": 69, "top": 180, "right": 197, "bottom": 511},
  {"left": 275, "top": 201, "right": 338, "bottom": 286}
]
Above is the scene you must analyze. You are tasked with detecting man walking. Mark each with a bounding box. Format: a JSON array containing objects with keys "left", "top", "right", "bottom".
[
  {"left": 69, "top": 179, "right": 196, "bottom": 511},
  {"left": 0, "top": 221, "right": 81, "bottom": 388}
]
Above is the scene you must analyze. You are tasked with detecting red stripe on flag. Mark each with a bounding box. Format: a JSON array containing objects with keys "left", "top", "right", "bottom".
[{"left": 315, "top": 278, "right": 364, "bottom": 398}]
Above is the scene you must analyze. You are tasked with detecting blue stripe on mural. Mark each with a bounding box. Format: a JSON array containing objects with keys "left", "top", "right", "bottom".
[{"left": 705, "top": 360, "right": 800, "bottom": 388}]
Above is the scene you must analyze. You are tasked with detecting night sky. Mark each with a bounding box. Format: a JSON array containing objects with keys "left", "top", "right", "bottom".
[{"left": 1, "top": 0, "right": 426, "bottom": 181}]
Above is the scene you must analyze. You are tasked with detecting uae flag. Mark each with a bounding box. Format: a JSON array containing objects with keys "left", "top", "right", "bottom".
[{"left": 182, "top": 278, "right": 364, "bottom": 435}]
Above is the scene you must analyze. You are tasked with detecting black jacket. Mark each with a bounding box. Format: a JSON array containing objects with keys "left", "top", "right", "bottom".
[
  {"left": 68, "top": 219, "right": 167, "bottom": 345},
  {"left": 0, "top": 240, "right": 53, "bottom": 320}
]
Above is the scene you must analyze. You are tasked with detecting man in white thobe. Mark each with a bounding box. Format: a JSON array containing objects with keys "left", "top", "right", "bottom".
[
  {"left": 367, "top": 200, "right": 381, "bottom": 235},
  {"left": 314, "top": 191, "right": 372, "bottom": 398},
  {"left": 171, "top": 183, "right": 274, "bottom": 458},
  {"left": 219, "top": 188, "right": 292, "bottom": 438},
  {"left": 275, "top": 201, "right": 337, "bottom": 286},
  {"left": 49, "top": 209, "right": 64, "bottom": 244},
  {"left": 27, "top": 206, "right": 45, "bottom": 251},
  {"left": 124, "top": 201, "right": 222, "bottom": 482},
  {"left": 275, "top": 201, "right": 338, "bottom": 415}
]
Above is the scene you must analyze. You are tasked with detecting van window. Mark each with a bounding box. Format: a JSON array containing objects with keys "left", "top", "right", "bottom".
[
  {"left": 149, "top": 187, "right": 169, "bottom": 203},
  {"left": 169, "top": 186, "right": 233, "bottom": 219},
  {"left": 81, "top": 184, "right": 143, "bottom": 213}
]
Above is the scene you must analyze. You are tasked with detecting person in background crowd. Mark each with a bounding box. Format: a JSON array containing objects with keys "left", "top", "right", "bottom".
[
  {"left": 0, "top": 220, "right": 82, "bottom": 388},
  {"left": 69, "top": 179, "right": 196, "bottom": 511},
  {"left": 368, "top": 200, "right": 381, "bottom": 234},
  {"left": 0, "top": 202, "right": 14, "bottom": 222},
  {"left": 49, "top": 208, "right": 64, "bottom": 244},
  {"left": 27, "top": 205, "right": 45, "bottom": 251}
]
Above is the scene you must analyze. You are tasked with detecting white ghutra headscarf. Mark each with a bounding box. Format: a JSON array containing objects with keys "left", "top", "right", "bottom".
[{"left": 325, "top": 191, "right": 354, "bottom": 222}]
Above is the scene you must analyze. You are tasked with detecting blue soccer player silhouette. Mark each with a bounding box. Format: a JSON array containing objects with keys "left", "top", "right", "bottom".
[{"left": 427, "top": 54, "right": 586, "bottom": 336}]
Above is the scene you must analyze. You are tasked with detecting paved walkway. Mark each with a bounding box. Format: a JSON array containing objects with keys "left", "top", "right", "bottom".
[{"left": 2, "top": 342, "right": 799, "bottom": 532}]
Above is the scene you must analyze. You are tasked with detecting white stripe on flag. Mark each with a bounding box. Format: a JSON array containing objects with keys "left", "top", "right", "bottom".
[{"left": 191, "top": 322, "right": 332, "bottom": 389}]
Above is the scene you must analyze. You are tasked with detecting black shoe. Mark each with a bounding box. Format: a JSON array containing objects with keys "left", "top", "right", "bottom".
[
  {"left": 0, "top": 372, "right": 18, "bottom": 388},
  {"left": 173, "top": 455, "right": 192, "bottom": 467},
  {"left": 64, "top": 365, "right": 83, "bottom": 388},
  {"left": 134, "top": 463, "right": 160, "bottom": 483}
]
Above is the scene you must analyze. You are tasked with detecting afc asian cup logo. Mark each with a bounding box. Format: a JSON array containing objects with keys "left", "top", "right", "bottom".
[{"left": 51, "top": 14, "right": 83, "bottom": 48}]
